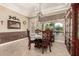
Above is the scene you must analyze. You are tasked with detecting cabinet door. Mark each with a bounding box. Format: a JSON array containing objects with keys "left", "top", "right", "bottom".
[
  {"left": 78, "top": 11, "right": 79, "bottom": 39},
  {"left": 65, "top": 12, "right": 72, "bottom": 53},
  {"left": 77, "top": 10, "right": 79, "bottom": 55}
]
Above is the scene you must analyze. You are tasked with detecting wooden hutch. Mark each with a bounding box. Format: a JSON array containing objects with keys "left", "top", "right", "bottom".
[{"left": 65, "top": 3, "right": 79, "bottom": 56}]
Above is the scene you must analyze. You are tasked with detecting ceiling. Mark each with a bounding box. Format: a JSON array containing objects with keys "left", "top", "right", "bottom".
[{"left": 0, "top": 3, "right": 70, "bottom": 17}]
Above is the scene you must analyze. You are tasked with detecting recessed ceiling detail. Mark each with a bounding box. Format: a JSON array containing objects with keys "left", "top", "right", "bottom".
[{"left": 0, "top": 3, "right": 70, "bottom": 17}]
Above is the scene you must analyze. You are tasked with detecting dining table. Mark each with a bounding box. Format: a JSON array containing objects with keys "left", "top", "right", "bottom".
[{"left": 30, "top": 33, "right": 43, "bottom": 48}]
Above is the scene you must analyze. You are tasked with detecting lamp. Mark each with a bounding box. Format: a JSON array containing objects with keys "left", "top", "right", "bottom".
[{"left": 35, "top": 3, "right": 43, "bottom": 30}]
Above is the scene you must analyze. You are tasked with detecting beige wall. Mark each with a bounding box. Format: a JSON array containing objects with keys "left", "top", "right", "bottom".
[{"left": 0, "top": 6, "right": 28, "bottom": 32}]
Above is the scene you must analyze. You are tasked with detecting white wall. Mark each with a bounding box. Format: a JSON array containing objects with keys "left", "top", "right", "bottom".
[{"left": 0, "top": 6, "right": 28, "bottom": 33}]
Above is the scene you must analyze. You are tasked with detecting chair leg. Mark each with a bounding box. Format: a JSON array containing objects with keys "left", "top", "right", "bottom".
[
  {"left": 29, "top": 46, "right": 31, "bottom": 50},
  {"left": 49, "top": 44, "right": 51, "bottom": 52},
  {"left": 42, "top": 47, "right": 44, "bottom": 54},
  {"left": 28, "top": 42, "right": 31, "bottom": 50}
]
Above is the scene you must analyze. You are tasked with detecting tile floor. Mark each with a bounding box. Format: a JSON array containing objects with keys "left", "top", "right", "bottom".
[{"left": 0, "top": 37, "right": 70, "bottom": 56}]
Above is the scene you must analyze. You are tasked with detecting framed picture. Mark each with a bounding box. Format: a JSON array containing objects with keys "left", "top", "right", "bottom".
[{"left": 7, "top": 20, "right": 21, "bottom": 29}]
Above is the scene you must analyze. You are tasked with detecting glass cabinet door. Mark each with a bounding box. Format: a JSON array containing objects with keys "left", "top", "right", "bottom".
[
  {"left": 65, "top": 14, "right": 72, "bottom": 40},
  {"left": 65, "top": 11, "right": 72, "bottom": 52}
]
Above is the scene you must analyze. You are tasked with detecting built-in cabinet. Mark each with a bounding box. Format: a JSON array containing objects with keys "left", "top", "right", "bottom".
[
  {"left": 65, "top": 3, "right": 79, "bottom": 56},
  {"left": 65, "top": 9, "right": 72, "bottom": 54}
]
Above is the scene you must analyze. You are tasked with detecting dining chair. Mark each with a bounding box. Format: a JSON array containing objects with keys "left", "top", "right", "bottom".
[
  {"left": 41, "top": 30, "right": 52, "bottom": 54},
  {"left": 27, "top": 29, "right": 35, "bottom": 50}
]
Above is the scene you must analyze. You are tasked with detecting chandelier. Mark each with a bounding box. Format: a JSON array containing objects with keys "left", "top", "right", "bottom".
[{"left": 37, "top": 3, "right": 43, "bottom": 20}]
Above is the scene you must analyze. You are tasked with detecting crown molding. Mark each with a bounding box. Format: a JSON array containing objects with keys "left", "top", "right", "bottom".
[
  {"left": 29, "top": 4, "right": 70, "bottom": 19},
  {"left": 0, "top": 3, "right": 70, "bottom": 19}
]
